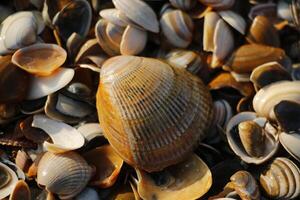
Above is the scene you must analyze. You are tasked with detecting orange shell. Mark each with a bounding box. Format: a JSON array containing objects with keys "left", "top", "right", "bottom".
[{"left": 96, "top": 56, "right": 213, "bottom": 172}]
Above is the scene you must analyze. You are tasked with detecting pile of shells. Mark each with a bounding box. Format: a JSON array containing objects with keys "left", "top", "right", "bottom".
[{"left": 0, "top": 0, "right": 299, "bottom": 199}]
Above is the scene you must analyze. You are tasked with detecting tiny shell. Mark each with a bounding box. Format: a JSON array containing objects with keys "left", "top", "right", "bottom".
[{"left": 32, "top": 114, "right": 85, "bottom": 153}]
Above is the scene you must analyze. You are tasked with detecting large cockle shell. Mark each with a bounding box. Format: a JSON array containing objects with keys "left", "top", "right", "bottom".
[
  {"left": 12, "top": 43, "right": 67, "bottom": 76},
  {"left": 112, "top": 0, "right": 159, "bottom": 33},
  {"left": 226, "top": 112, "right": 279, "bottom": 164},
  {"left": 32, "top": 114, "right": 85, "bottom": 153},
  {"left": 37, "top": 151, "right": 92, "bottom": 199},
  {"left": 96, "top": 56, "right": 213, "bottom": 172},
  {"left": 260, "top": 157, "right": 300, "bottom": 199},
  {"left": 253, "top": 81, "right": 300, "bottom": 120},
  {"left": 83, "top": 145, "right": 123, "bottom": 188},
  {"left": 0, "top": 11, "right": 44, "bottom": 54},
  {"left": 0, "top": 162, "right": 18, "bottom": 199},
  {"left": 160, "top": 10, "right": 194, "bottom": 48},
  {"left": 136, "top": 154, "right": 212, "bottom": 200}
]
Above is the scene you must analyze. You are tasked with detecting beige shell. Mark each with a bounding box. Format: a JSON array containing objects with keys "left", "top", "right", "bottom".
[
  {"left": 218, "top": 11, "right": 246, "bottom": 35},
  {"left": 0, "top": 162, "right": 18, "bottom": 199},
  {"left": 169, "top": 0, "right": 197, "bottom": 10},
  {"left": 120, "top": 25, "right": 147, "bottom": 55},
  {"left": 160, "top": 10, "right": 194, "bottom": 48},
  {"left": 203, "top": 12, "right": 220, "bottom": 52},
  {"left": 37, "top": 151, "right": 92, "bottom": 199},
  {"left": 112, "top": 0, "right": 159, "bottom": 33},
  {"left": 96, "top": 56, "right": 213, "bottom": 172},
  {"left": 260, "top": 157, "right": 300, "bottom": 199},
  {"left": 136, "top": 154, "right": 212, "bottom": 200},
  {"left": 9, "top": 180, "right": 31, "bottom": 200}
]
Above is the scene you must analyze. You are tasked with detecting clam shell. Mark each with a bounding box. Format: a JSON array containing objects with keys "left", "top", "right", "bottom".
[
  {"left": 120, "top": 25, "right": 147, "bottom": 55},
  {"left": 75, "top": 38, "right": 103, "bottom": 64},
  {"left": 169, "top": 0, "right": 197, "bottom": 10},
  {"left": 100, "top": 9, "right": 129, "bottom": 27},
  {"left": 9, "top": 180, "right": 30, "bottom": 200},
  {"left": 199, "top": 0, "right": 235, "bottom": 10},
  {"left": 83, "top": 145, "right": 124, "bottom": 188},
  {"left": 0, "top": 162, "right": 18, "bottom": 199},
  {"left": 15, "top": 150, "right": 32, "bottom": 174},
  {"left": 136, "top": 154, "right": 212, "bottom": 200},
  {"left": 12, "top": 43, "right": 67, "bottom": 76},
  {"left": 226, "top": 112, "right": 279, "bottom": 164},
  {"left": 26, "top": 67, "right": 74, "bottom": 100},
  {"left": 253, "top": 81, "right": 300, "bottom": 120},
  {"left": 246, "top": 15, "right": 280, "bottom": 47},
  {"left": 218, "top": 11, "right": 246, "bottom": 35},
  {"left": 106, "top": 22, "right": 125, "bottom": 49},
  {"left": 97, "top": 56, "right": 213, "bottom": 172},
  {"left": 203, "top": 12, "right": 220, "bottom": 52},
  {"left": 160, "top": 10, "right": 194, "bottom": 48},
  {"left": 77, "top": 123, "right": 103, "bottom": 142},
  {"left": 260, "top": 157, "right": 300, "bottom": 199},
  {"left": 279, "top": 131, "right": 300, "bottom": 162},
  {"left": 32, "top": 114, "right": 85, "bottom": 153},
  {"left": 112, "top": 0, "right": 159, "bottom": 33},
  {"left": 37, "top": 151, "right": 92, "bottom": 199},
  {"left": 224, "top": 44, "right": 288, "bottom": 74}
]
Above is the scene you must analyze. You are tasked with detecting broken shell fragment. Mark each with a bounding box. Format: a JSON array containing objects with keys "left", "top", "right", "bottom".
[
  {"left": 9, "top": 180, "right": 31, "bottom": 200},
  {"left": 32, "top": 114, "right": 85, "bottom": 153},
  {"left": 12, "top": 43, "right": 67, "bottom": 76},
  {"left": 136, "top": 154, "right": 212, "bottom": 200},
  {"left": 37, "top": 151, "right": 92, "bottom": 199},
  {"left": 0, "top": 162, "right": 18, "bottom": 199}
]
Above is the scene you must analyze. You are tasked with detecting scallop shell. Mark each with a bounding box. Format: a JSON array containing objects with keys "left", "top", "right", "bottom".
[
  {"left": 0, "top": 162, "right": 18, "bottom": 199},
  {"left": 253, "top": 81, "right": 300, "bottom": 120},
  {"left": 12, "top": 43, "right": 67, "bottom": 76},
  {"left": 169, "top": 0, "right": 197, "bottom": 10},
  {"left": 160, "top": 10, "right": 194, "bottom": 48},
  {"left": 136, "top": 154, "right": 212, "bottom": 200},
  {"left": 112, "top": 0, "right": 159, "bottom": 33},
  {"left": 96, "top": 56, "right": 213, "bottom": 172},
  {"left": 32, "top": 114, "right": 85, "bottom": 153},
  {"left": 37, "top": 151, "right": 92, "bottom": 199},
  {"left": 260, "top": 157, "right": 300, "bottom": 199},
  {"left": 9, "top": 180, "right": 30, "bottom": 200}
]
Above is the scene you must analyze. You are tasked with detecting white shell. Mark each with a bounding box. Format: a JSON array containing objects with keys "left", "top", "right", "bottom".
[
  {"left": 112, "top": 0, "right": 159, "bottom": 33},
  {"left": 100, "top": 9, "right": 141, "bottom": 29},
  {"left": 120, "top": 25, "right": 147, "bottom": 55},
  {"left": 279, "top": 132, "right": 300, "bottom": 162},
  {"left": 203, "top": 12, "right": 220, "bottom": 52},
  {"left": 37, "top": 151, "right": 92, "bottom": 199},
  {"left": 26, "top": 68, "right": 75, "bottom": 100},
  {"left": 253, "top": 81, "right": 300, "bottom": 120},
  {"left": 218, "top": 11, "right": 246, "bottom": 35},
  {"left": 0, "top": 162, "right": 18, "bottom": 199},
  {"left": 77, "top": 123, "right": 103, "bottom": 142},
  {"left": 32, "top": 114, "right": 85, "bottom": 153}
]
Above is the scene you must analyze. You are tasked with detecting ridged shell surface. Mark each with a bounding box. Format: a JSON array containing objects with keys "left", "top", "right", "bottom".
[
  {"left": 37, "top": 151, "right": 92, "bottom": 199},
  {"left": 96, "top": 56, "right": 213, "bottom": 172}
]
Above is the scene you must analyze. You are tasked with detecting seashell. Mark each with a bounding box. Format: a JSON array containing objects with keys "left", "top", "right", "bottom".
[
  {"left": 136, "top": 154, "right": 211, "bottom": 200},
  {"left": 218, "top": 11, "right": 247, "bottom": 35},
  {"left": 52, "top": 0, "right": 92, "bottom": 41},
  {"left": 249, "top": 3, "right": 277, "bottom": 22},
  {"left": 106, "top": 22, "right": 125, "bottom": 49},
  {"left": 246, "top": 15, "right": 280, "bottom": 47},
  {"left": 260, "top": 157, "right": 300, "bottom": 199},
  {"left": 15, "top": 150, "right": 32, "bottom": 174},
  {"left": 42, "top": 0, "right": 72, "bottom": 27},
  {"left": 75, "top": 39, "right": 104, "bottom": 64},
  {"left": 77, "top": 123, "right": 106, "bottom": 146},
  {"left": 120, "top": 25, "right": 147, "bottom": 55},
  {"left": 37, "top": 151, "right": 92, "bottom": 199},
  {"left": 279, "top": 131, "right": 300, "bottom": 162},
  {"left": 169, "top": 0, "right": 197, "bottom": 10},
  {"left": 0, "top": 55, "right": 29, "bottom": 104},
  {"left": 0, "top": 11, "right": 45, "bottom": 54},
  {"left": 75, "top": 188, "right": 99, "bottom": 200},
  {"left": 0, "top": 162, "right": 18, "bottom": 199},
  {"left": 211, "top": 19, "right": 234, "bottom": 68},
  {"left": 275, "top": 100, "right": 300, "bottom": 133},
  {"left": 250, "top": 62, "right": 292, "bottom": 91},
  {"left": 26, "top": 68, "right": 74, "bottom": 100},
  {"left": 96, "top": 56, "right": 213, "bottom": 172},
  {"left": 226, "top": 112, "right": 279, "bottom": 164},
  {"left": 199, "top": 0, "right": 235, "bottom": 10},
  {"left": 203, "top": 12, "right": 220, "bottom": 52},
  {"left": 32, "top": 114, "right": 85, "bottom": 153},
  {"left": 253, "top": 81, "right": 300, "bottom": 120},
  {"left": 224, "top": 44, "right": 288, "bottom": 74},
  {"left": 83, "top": 145, "right": 124, "bottom": 188},
  {"left": 112, "top": 0, "right": 159, "bottom": 33},
  {"left": 211, "top": 99, "right": 233, "bottom": 131},
  {"left": 164, "top": 49, "right": 205, "bottom": 74},
  {"left": 66, "top": 32, "right": 84, "bottom": 60},
  {"left": 12, "top": 43, "right": 67, "bottom": 76},
  {"left": 160, "top": 10, "right": 194, "bottom": 48},
  {"left": 9, "top": 180, "right": 30, "bottom": 200}
]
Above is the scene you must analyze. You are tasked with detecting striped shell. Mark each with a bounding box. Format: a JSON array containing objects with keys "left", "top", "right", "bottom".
[
  {"left": 169, "top": 0, "right": 197, "bottom": 10},
  {"left": 96, "top": 56, "right": 213, "bottom": 172},
  {"left": 37, "top": 151, "right": 92, "bottom": 199}
]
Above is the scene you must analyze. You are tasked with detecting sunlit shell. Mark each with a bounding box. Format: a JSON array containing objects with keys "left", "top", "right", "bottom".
[
  {"left": 203, "top": 12, "right": 220, "bottom": 52},
  {"left": 136, "top": 154, "right": 212, "bottom": 200},
  {"left": 9, "top": 180, "right": 30, "bottom": 200},
  {"left": 97, "top": 56, "right": 213, "bottom": 172},
  {"left": 120, "top": 25, "right": 147, "bottom": 55},
  {"left": 12, "top": 43, "right": 67, "bottom": 76},
  {"left": 32, "top": 114, "right": 85, "bottom": 153},
  {"left": 83, "top": 145, "right": 123, "bottom": 188},
  {"left": 37, "top": 151, "right": 92, "bottom": 199},
  {"left": 253, "top": 81, "right": 300, "bottom": 120},
  {"left": 0, "top": 162, "right": 18, "bottom": 199},
  {"left": 15, "top": 150, "right": 32, "bottom": 174},
  {"left": 218, "top": 11, "right": 246, "bottom": 35}
]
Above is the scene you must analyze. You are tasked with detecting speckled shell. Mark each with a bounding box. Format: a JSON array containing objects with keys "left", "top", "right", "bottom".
[
  {"left": 37, "top": 151, "right": 92, "bottom": 199},
  {"left": 96, "top": 56, "right": 213, "bottom": 172}
]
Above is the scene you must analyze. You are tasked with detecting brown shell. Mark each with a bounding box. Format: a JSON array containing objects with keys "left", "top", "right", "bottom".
[
  {"left": 224, "top": 44, "right": 287, "bottom": 74},
  {"left": 96, "top": 56, "right": 213, "bottom": 172}
]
